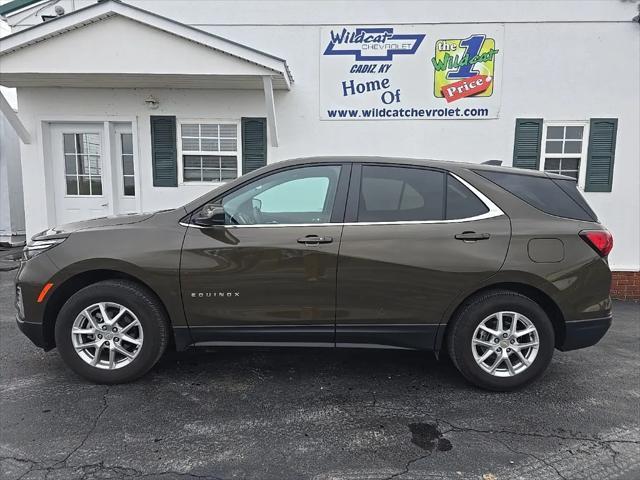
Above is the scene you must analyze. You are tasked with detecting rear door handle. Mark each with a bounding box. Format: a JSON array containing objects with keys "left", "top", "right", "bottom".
[
  {"left": 455, "top": 232, "right": 491, "bottom": 241},
  {"left": 297, "top": 235, "right": 333, "bottom": 245}
]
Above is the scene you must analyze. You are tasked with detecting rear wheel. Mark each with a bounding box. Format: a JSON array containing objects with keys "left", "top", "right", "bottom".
[
  {"left": 55, "top": 280, "right": 169, "bottom": 384},
  {"left": 447, "top": 290, "right": 555, "bottom": 391}
]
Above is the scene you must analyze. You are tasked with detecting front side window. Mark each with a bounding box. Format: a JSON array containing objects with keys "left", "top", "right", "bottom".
[
  {"left": 63, "top": 133, "right": 102, "bottom": 196},
  {"left": 180, "top": 122, "right": 239, "bottom": 182},
  {"left": 541, "top": 123, "right": 587, "bottom": 180},
  {"left": 358, "top": 166, "right": 445, "bottom": 222},
  {"left": 220, "top": 165, "right": 341, "bottom": 225}
]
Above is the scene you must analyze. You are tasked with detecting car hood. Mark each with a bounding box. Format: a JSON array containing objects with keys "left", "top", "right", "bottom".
[{"left": 34, "top": 212, "right": 156, "bottom": 239}]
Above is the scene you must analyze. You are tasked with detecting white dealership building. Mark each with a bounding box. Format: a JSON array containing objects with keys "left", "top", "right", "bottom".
[{"left": 0, "top": 0, "right": 638, "bottom": 295}]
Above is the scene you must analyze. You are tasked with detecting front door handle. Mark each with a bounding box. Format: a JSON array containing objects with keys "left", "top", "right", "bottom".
[
  {"left": 297, "top": 235, "right": 333, "bottom": 245},
  {"left": 455, "top": 232, "right": 491, "bottom": 241}
]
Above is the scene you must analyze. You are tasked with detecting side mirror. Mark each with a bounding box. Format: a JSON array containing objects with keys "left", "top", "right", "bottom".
[{"left": 193, "top": 204, "right": 226, "bottom": 227}]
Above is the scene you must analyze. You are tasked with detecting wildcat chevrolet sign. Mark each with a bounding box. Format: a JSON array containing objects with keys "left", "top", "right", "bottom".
[
  {"left": 323, "top": 27, "right": 425, "bottom": 61},
  {"left": 320, "top": 25, "right": 504, "bottom": 120}
]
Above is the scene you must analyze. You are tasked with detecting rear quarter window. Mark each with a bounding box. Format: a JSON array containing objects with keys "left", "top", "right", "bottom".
[
  {"left": 475, "top": 170, "right": 597, "bottom": 222},
  {"left": 446, "top": 175, "right": 489, "bottom": 220}
]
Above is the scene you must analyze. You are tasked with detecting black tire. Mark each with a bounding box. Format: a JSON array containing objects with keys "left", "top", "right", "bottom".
[
  {"left": 54, "top": 280, "right": 170, "bottom": 384},
  {"left": 446, "top": 290, "right": 555, "bottom": 391}
]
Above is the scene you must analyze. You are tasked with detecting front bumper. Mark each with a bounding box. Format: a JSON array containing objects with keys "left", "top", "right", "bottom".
[
  {"left": 558, "top": 316, "right": 612, "bottom": 351},
  {"left": 16, "top": 314, "right": 48, "bottom": 349}
]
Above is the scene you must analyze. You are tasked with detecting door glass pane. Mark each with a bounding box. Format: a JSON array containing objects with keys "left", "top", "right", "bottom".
[
  {"left": 76, "top": 133, "right": 100, "bottom": 155},
  {"left": 119, "top": 133, "right": 135, "bottom": 197},
  {"left": 122, "top": 155, "right": 134, "bottom": 175},
  {"left": 358, "top": 166, "right": 444, "bottom": 222},
  {"left": 64, "top": 154, "right": 77, "bottom": 174},
  {"left": 63, "top": 134, "right": 76, "bottom": 154},
  {"left": 221, "top": 165, "right": 341, "bottom": 225},
  {"left": 91, "top": 177, "right": 103, "bottom": 196},
  {"left": 88, "top": 156, "right": 101, "bottom": 175},
  {"left": 66, "top": 176, "right": 78, "bottom": 195},
  {"left": 78, "top": 176, "right": 91, "bottom": 195},
  {"left": 121, "top": 133, "right": 133, "bottom": 155},
  {"left": 123, "top": 177, "right": 135, "bottom": 196},
  {"left": 63, "top": 133, "right": 102, "bottom": 196}
]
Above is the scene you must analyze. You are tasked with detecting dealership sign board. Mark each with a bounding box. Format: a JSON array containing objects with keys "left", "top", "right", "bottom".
[{"left": 320, "top": 25, "right": 504, "bottom": 120}]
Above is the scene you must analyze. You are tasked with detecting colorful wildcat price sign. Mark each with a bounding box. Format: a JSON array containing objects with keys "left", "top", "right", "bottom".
[
  {"left": 320, "top": 25, "right": 504, "bottom": 120},
  {"left": 433, "top": 35, "right": 499, "bottom": 100}
]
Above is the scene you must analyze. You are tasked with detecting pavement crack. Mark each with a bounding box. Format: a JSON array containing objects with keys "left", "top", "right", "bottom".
[
  {"left": 493, "top": 437, "right": 567, "bottom": 480},
  {"left": 442, "top": 422, "right": 639, "bottom": 447},
  {"left": 384, "top": 453, "right": 430, "bottom": 480},
  {"left": 44, "top": 385, "right": 111, "bottom": 478}
]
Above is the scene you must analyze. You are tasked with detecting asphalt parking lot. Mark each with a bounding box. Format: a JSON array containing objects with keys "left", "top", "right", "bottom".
[{"left": 1, "top": 269, "right": 639, "bottom": 480}]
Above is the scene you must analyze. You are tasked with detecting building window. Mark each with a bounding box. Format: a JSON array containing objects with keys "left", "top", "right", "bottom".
[
  {"left": 120, "top": 133, "right": 135, "bottom": 196},
  {"left": 540, "top": 122, "right": 588, "bottom": 181},
  {"left": 179, "top": 122, "right": 239, "bottom": 182},
  {"left": 63, "top": 133, "right": 103, "bottom": 196}
]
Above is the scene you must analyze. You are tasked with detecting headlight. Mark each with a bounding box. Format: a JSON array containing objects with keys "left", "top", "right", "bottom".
[{"left": 23, "top": 237, "right": 67, "bottom": 260}]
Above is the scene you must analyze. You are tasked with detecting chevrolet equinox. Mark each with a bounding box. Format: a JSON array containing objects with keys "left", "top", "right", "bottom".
[{"left": 15, "top": 157, "right": 613, "bottom": 390}]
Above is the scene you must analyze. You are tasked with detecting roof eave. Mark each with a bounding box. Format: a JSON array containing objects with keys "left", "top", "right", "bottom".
[{"left": 0, "top": 0, "right": 294, "bottom": 87}]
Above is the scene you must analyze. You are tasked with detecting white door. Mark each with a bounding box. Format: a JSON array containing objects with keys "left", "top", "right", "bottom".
[
  {"left": 113, "top": 124, "right": 138, "bottom": 214},
  {"left": 51, "top": 123, "right": 112, "bottom": 224}
]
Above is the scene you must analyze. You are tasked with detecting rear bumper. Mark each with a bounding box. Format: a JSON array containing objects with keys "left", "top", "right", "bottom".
[{"left": 558, "top": 316, "right": 612, "bottom": 351}]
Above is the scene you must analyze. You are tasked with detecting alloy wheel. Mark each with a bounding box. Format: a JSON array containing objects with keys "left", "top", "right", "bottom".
[
  {"left": 71, "top": 302, "right": 144, "bottom": 370},
  {"left": 471, "top": 311, "right": 539, "bottom": 377}
]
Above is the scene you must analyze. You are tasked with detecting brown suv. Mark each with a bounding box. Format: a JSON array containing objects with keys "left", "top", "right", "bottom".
[{"left": 15, "top": 157, "right": 613, "bottom": 390}]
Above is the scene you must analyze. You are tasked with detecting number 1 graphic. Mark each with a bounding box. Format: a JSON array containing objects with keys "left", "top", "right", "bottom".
[{"left": 447, "top": 34, "right": 485, "bottom": 79}]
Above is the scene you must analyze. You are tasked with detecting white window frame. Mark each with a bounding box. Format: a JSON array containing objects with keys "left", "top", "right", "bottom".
[
  {"left": 177, "top": 118, "right": 242, "bottom": 185},
  {"left": 539, "top": 120, "right": 590, "bottom": 190}
]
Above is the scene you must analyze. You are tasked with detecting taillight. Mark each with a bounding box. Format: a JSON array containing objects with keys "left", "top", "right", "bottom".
[{"left": 579, "top": 230, "right": 613, "bottom": 257}]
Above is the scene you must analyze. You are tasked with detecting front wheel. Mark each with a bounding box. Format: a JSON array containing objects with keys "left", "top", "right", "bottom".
[
  {"left": 54, "top": 280, "right": 170, "bottom": 384},
  {"left": 447, "top": 290, "right": 555, "bottom": 391}
]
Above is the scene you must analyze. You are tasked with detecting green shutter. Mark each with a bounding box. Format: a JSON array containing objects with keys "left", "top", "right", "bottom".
[
  {"left": 241, "top": 117, "right": 267, "bottom": 174},
  {"left": 150, "top": 116, "right": 177, "bottom": 187},
  {"left": 585, "top": 118, "right": 617, "bottom": 192},
  {"left": 512, "top": 118, "right": 543, "bottom": 170}
]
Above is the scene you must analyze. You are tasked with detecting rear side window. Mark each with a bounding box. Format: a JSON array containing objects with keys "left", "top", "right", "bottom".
[
  {"left": 552, "top": 178, "right": 598, "bottom": 222},
  {"left": 358, "top": 166, "right": 445, "bottom": 222},
  {"left": 446, "top": 175, "right": 489, "bottom": 220},
  {"left": 475, "top": 170, "right": 597, "bottom": 221}
]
